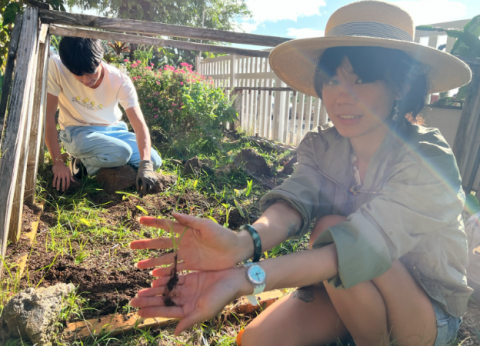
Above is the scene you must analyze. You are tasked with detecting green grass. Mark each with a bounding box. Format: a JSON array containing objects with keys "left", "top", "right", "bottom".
[{"left": 0, "top": 136, "right": 304, "bottom": 345}]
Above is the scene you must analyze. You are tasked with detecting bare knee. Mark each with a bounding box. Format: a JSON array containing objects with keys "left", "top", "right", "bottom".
[{"left": 309, "top": 215, "right": 347, "bottom": 249}]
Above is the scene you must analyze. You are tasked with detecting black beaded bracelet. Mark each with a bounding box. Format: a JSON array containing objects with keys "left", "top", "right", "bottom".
[{"left": 240, "top": 224, "right": 262, "bottom": 262}]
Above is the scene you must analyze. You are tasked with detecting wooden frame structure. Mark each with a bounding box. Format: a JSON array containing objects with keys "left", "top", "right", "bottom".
[{"left": 0, "top": 3, "right": 292, "bottom": 267}]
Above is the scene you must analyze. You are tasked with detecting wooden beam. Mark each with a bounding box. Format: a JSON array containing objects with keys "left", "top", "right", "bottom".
[
  {"left": 64, "top": 290, "right": 284, "bottom": 340},
  {"left": 40, "top": 9, "right": 290, "bottom": 47},
  {"left": 0, "top": 7, "right": 39, "bottom": 263},
  {"left": 49, "top": 26, "right": 270, "bottom": 58},
  {"left": 0, "top": 14, "right": 23, "bottom": 145},
  {"left": 25, "top": 33, "right": 50, "bottom": 205}
]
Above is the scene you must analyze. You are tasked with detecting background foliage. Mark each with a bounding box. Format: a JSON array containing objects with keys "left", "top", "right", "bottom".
[
  {"left": 125, "top": 57, "right": 238, "bottom": 158},
  {"left": 67, "top": 0, "right": 251, "bottom": 67},
  {"left": 417, "top": 15, "right": 480, "bottom": 107}
]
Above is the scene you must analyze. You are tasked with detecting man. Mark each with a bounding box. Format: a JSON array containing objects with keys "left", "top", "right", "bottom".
[{"left": 45, "top": 37, "right": 161, "bottom": 194}]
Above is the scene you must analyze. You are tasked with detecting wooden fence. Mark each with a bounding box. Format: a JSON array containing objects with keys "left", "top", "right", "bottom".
[
  {"left": 196, "top": 54, "right": 328, "bottom": 146},
  {"left": 0, "top": 3, "right": 293, "bottom": 270},
  {"left": 197, "top": 19, "right": 480, "bottom": 194}
]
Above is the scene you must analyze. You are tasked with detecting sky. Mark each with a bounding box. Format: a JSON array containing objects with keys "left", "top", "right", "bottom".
[
  {"left": 73, "top": 0, "right": 480, "bottom": 49},
  {"left": 236, "top": 0, "right": 479, "bottom": 39}
]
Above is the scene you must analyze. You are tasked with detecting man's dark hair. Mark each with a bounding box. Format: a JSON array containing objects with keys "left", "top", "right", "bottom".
[
  {"left": 314, "top": 46, "right": 430, "bottom": 122},
  {"left": 59, "top": 37, "right": 104, "bottom": 76}
]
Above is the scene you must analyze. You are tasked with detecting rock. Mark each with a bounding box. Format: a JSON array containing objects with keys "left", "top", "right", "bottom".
[
  {"left": 234, "top": 149, "right": 271, "bottom": 176},
  {"left": 96, "top": 165, "right": 137, "bottom": 194},
  {"left": 68, "top": 176, "right": 83, "bottom": 191},
  {"left": 150, "top": 174, "right": 178, "bottom": 194},
  {"left": 281, "top": 155, "right": 297, "bottom": 175},
  {"left": 0, "top": 283, "right": 75, "bottom": 346},
  {"left": 96, "top": 165, "right": 177, "bottom": 195},
  {"left": 214, "top": 163, "right": 236, "bottom": 177},
  {"left": 183, "top": 157, "right": 214, "bottom": 176}
]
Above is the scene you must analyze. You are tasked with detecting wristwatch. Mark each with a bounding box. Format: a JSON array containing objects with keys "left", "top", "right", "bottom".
[{"left": 244, "top": 262, "right": 267, "bottom": 306}]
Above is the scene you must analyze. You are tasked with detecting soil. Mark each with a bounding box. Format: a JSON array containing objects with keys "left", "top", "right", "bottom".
[
  {"left": 4, "top": 171, "right": 272, "bottom": 322},
  {"left": 5, "top": 166, "right": 480, "bottom": 345}
]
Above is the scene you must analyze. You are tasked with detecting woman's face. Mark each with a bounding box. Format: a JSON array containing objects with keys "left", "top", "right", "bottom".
[{"left": 322, "top": 57, "right": 398, "bottom": 139}]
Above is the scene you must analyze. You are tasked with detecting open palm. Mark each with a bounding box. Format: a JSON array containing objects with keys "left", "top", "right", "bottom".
[
  {"left": 130, "top": 213, "right": 249, "bottom": 277},
  {"left": 129, "top": 268, "right": 243, "bottom": 335}
]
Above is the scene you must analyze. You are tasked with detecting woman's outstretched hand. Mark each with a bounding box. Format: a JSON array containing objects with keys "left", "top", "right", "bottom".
[
  {"left": 129, "top": 267, "right": 247, "bottom": 335},
  {"left": 130, "top": 213, "right": 252, "bottom": 277}
]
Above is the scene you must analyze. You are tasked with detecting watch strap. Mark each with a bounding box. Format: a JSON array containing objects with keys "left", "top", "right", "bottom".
[{"left": 240, "top": 224, "right": 262, "bottom": 262}]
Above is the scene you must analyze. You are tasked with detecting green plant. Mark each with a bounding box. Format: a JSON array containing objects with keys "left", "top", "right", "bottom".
[
  {"left": 108, "top": 41, "right": 130, "bottom": 56},
  {"left": 417, "top": 15, "right": 480, "bottom": 106},
  {"left": 126, "top": 60, "right": 238, "bottom": 158}
]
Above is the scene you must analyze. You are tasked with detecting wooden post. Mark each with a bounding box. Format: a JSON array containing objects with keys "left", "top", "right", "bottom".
[
  {"left": 0, "top": 7, "right": 40, "bottom": 261},
  {"left": 452, "top": 63, "right": 480, "bottom": 183},
  {"left": 25, "top": 30, "right": 50, "bottom": 205},
  {"left": 0, "top": 14, "right": 23, "bottom": 146},
  {"left": 273, "top": 76, "right": 286, "bottom": 141},
  {"left": 319, "top": 102, "right": 328, "bottom": 126}
]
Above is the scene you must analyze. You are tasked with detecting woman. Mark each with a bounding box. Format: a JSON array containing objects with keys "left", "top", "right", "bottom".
[{"left": 129, "top": 2, "right": 473, "bottom": 345}]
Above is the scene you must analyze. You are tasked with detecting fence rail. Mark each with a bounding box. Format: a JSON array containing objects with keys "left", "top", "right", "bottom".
[{"left": 197, "top": 18, "right": 475, "bottom": 146}]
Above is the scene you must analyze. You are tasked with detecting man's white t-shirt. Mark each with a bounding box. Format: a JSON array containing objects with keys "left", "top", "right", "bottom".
[{"left": 47, "top": 55, "right": 139, "bottom": 130}]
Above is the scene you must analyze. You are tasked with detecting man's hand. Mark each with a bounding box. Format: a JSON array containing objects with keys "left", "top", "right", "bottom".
[
  {"left": 130, "top": 267, "right": 247, "bottom": 335},
  {"left": 52, "top": 161, "right": 74, "bottom": 191},
  {"left": 136, "top": 160, "right": 158, "bottom": 196},
  {"left": 130, "top": 213, "right": 253, "bottom": 276}
]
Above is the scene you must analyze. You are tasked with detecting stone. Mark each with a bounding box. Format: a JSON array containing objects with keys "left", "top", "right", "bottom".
[
  {"left": 183, "top": 157, "right": 214, "bottom": 176},
  {"left": 234, "top": 149, "right": 271, "bottom": 176},
  {"left": 96, "top": 165, "right": 137, "bottom": 194},
  {"left": 0, "top": 283, "right": 75, "bottom": 346},
  {"left": 150, "top": 174, "right": 178, "bottom": 194},
  {"left": 96, "top": 165, "right": 177, "bottom": 195},
  {"left": 214, "top": 163, "right": 236, "bottom": 177}
]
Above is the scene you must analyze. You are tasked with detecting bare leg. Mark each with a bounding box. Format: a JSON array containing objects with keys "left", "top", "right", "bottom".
[
  {"left": 314, "top": 216, "right": 437, "bottom": 346},
  {"left": 241, "top": 285, "right": 349, "bottom": 346}
]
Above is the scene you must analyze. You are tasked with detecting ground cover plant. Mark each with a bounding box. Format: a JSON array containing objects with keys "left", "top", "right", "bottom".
[
  {"left": 0, "top": 132, "right": 308, "bottom": 345},
  {"left": 126, "top": 57, "right": 238, "bottom": 159}
]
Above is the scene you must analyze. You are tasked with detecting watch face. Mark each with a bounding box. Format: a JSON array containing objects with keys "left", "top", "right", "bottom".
[{"left": 247, "top": 265, "right": 266, "bottom": 285}]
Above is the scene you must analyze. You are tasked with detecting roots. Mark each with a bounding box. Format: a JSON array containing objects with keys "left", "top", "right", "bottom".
[{"left": 163, "top": 253, "right": 179, "bottom": 306}]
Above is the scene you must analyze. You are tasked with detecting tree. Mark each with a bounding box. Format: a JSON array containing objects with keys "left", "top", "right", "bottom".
[
  {"left": 67, "top": 0, "right": 252, "bottom": 67},
  {"left": 0, "top": 0, "right": 66, "bottom": 70}
]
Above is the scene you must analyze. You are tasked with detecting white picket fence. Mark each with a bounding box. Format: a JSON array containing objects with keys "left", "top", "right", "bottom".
[{"left": 196, "top": 19, "right": 471, "bottom": 146}]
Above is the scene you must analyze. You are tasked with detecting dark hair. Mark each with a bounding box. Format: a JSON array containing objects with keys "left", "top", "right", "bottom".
[
  {"left": 313, "top": 46, "right": 430, "bottom": 122},
  {"left": 59, "top": 37, "right": 104, "bottom": 76}
]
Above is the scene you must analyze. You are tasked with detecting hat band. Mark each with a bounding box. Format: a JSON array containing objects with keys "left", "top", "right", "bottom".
[{"left": 326, "top": 22, "right": 413, "bottom": 42}]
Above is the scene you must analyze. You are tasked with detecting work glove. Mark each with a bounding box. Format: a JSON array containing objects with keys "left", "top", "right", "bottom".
[{"left": 137, "top": 160, "right": 158, "bottom": 197}]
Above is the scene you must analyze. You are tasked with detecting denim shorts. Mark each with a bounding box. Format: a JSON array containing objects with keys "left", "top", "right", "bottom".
[
  {"left": 431, "top": 298, "right": 462, "bottom": 346},
  {"left": 342, "top": 298, "right": 461, "bottom": 346}
]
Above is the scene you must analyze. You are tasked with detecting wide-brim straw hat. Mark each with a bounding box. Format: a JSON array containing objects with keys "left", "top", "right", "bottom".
[{"left": 269, "top": 0, "right": 472, "bottom": 97}]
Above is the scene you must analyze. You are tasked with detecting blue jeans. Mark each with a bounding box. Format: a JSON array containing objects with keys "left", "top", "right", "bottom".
[
  {"left": 431, "top": 298, "right": 462, "bottom": 346},
  {"left": 59, "top": 121, "right": 162, "bottom": 175}
]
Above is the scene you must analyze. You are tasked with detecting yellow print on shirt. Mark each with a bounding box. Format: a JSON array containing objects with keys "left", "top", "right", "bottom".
[{"left": 72, "top": 96, "right": 96, "bottom": 111}]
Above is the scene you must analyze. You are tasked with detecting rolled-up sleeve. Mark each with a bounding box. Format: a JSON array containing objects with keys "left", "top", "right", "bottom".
[
  {"left": 314, "top": 142, "right": 465, "bottom": 289},
  {"left": 259, "top": 131, "right": 332, "bottom": 238}
]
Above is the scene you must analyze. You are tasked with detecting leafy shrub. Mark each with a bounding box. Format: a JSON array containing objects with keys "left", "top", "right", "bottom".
[{"left": 126, "top": 60, "right": 238, "bottom": 158}]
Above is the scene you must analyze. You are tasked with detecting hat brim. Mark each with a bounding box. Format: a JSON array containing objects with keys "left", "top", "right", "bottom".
[{"left": 269, "top": 35, "right": 472, "bottom": 97}]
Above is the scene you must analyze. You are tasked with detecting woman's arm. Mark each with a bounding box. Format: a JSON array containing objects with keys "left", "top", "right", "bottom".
[
  {"left": 131, "top": 244, "right": 338, "bottom": 335},
  {"left": 131, "top": 201, "right": 302, "bottom": 274}
]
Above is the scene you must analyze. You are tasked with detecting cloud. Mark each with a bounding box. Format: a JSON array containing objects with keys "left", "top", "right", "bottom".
[
  {"left": 236, "top": 21, "right": 260, "bottom": 33},
  {"left": 394, "top": 0, "right": 467, "bottom": 25},
  {"left": 286, "top": 28, "right": 325, "bottom": 39},
  {"left": 246, "top": 0, "right": 326, "bottom": 23},
  {"left": 236, "top": 0, "right": 326, "bottom": 33}
]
